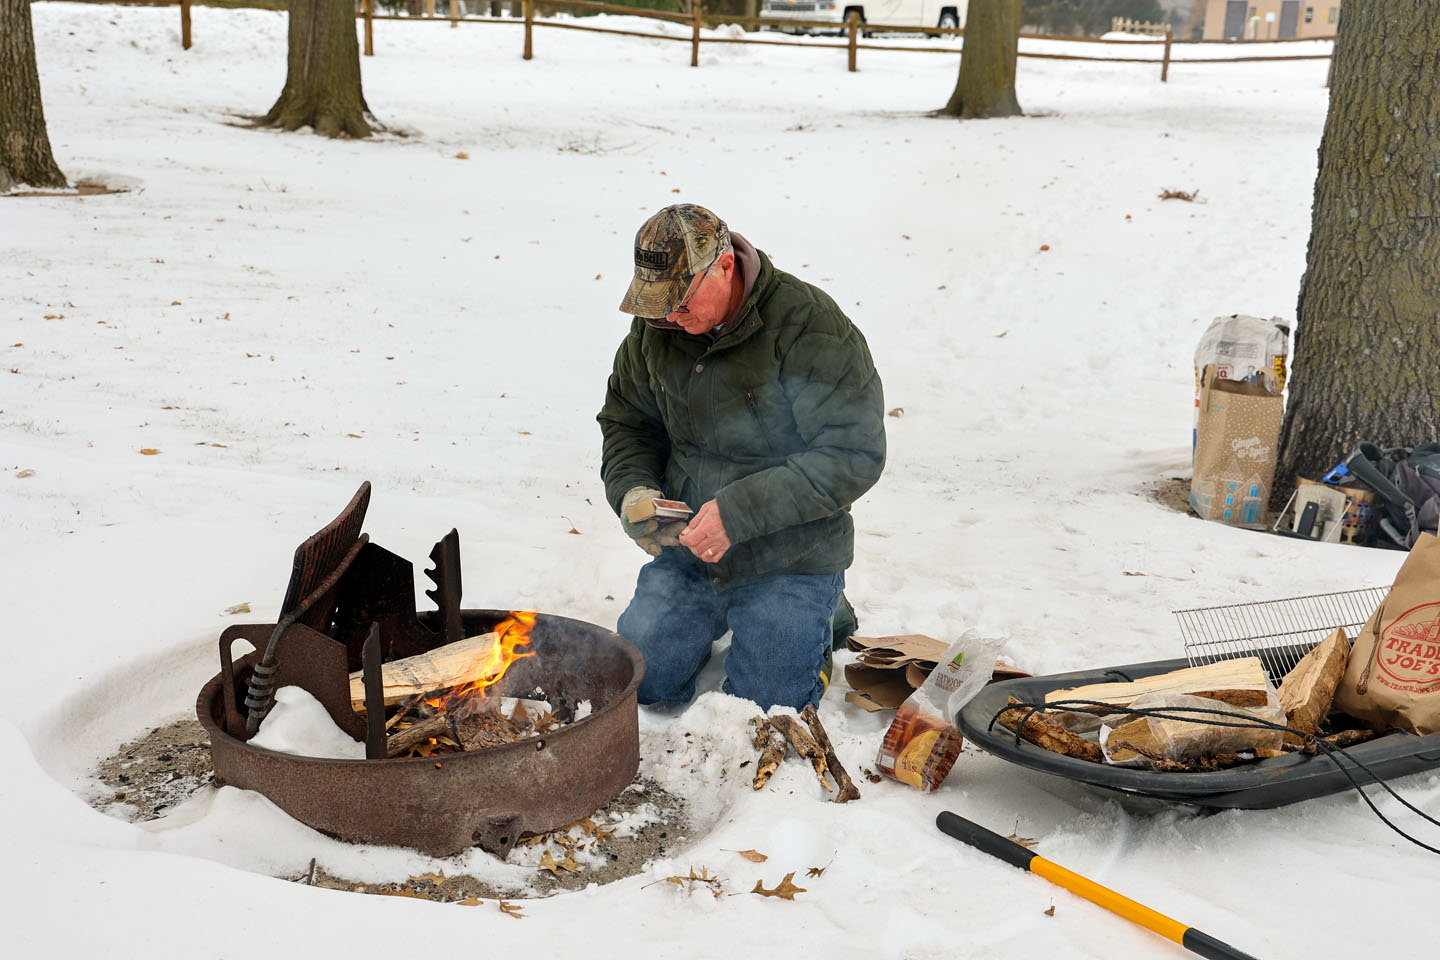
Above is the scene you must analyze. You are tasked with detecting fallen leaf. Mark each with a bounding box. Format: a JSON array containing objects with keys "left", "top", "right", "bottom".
[
  {"left": 140, "top": 448, "right": 160, "bottom": 455},
  {"left": 995, "top": 330, "right": 1008, "bottom": 338},
  {"left": 1039, "top": 244, "right": 1050, "bottom": 252},
  {"left": 347, "top": 433, "right": 363, "bottom": 438},
  {"left": 671, "top": 187, "right": 681, "bottom": 193},
  {"left": 171, "top": 300, "right": 181, "bottom": 306},
  {"left": 1122, "top": 570, "right": 1147, "bottom": 577},
  {"left": 43, "top": 314, "right": 63, "bottom": 320},
  {"left": 15, "top": 469, "right": 35, "bottom": 479},
  {"left": 517, "top": 430, "right": 532, "bottom": 435},
  {"left": 538, "top": 851, "right": 580, "bottom": 876},
  {"left": 1007, "top": 832, "right": 1038, "bottom": 848},
  {"left": 936, "top": 285, "right": 946, "bottom": 290},
  {"left": 887, "top": 407, "right": 904, "bottom": 418},
  {"left": 806, "top": 866, "right": 826, "bottom": 877},
  {"left": 10, "top": 343, "right": 21, "bottom": 347},
  {"left": 498, "top": 899, "right": 525, "bottom": 918},
  {"left": 568, "top": 527, "right": 581, "bottom": 535},
  {"left": 222, "top": 602, "right": 251, "bottom": 615},
  {"left": 455, "top": 151, "right": 470, "bottom": 160},
  {"left": 736, "top": 849, "right": 768, "bottom": 863},
  {"left": 1044, "top": 904, "right": 1056, "bottom": 916},
  {"left": 664, "top": 866, "right": 724, "bottom": 898},
  {"left": 594, "top": 273, "right": 602, "bottom": 280},
  {"left": 457, "top": 896, "right": 483, "bottom": 906},
  {"left": 752, "top": 872, "right": 806, "bottom": 900}
]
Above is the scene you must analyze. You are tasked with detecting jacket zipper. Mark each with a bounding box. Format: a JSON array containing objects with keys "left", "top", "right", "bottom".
[{"left": 746, "top": 392, "right": 776, "bottom": 457}]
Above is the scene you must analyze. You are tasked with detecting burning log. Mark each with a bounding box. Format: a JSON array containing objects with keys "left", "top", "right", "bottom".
[
  {"left": 750, "top": 717, "right": 789, "bottom": 790},
  {"left": 386, "top": 714, "right": 450, "bottom": 758},
  {"left": 349, "top": 612, "right": 537, "bottom": 712},
  {"left": 801, "top": 704, "right": 861, "bottom": 803},
  {"left": 767, "top": 713, "right": 832, "bottom": 792}
]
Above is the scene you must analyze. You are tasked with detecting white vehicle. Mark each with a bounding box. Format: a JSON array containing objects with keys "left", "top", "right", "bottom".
[{"left": 761, "top": 0, "right": 963, "bottom": 35}]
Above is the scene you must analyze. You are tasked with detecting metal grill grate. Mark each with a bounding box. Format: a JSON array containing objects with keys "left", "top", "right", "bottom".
[{"left": 1176, "top": 586, "right": 1390, "bottom": 683}]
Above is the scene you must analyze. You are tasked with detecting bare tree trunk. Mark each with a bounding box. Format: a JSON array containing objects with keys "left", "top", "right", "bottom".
[
  {"left": 938, "top": 0, "right": 1021, "bottom": 119},
  {"left": 258, "top": 0, "right": 374, "bottom": 138},
  {"left": 0, "top": 0, "right": 67, "bottom": 190},
  {"left": 1275, "top": 1, "right": 1440, "bottom": 504}
]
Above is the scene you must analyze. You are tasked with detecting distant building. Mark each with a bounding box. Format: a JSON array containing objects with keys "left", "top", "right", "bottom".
[{"left": 1201, "top": 1, "right": 1340, "bottom": 40}]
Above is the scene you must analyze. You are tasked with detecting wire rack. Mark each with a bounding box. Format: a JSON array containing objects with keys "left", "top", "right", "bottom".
[{"left": 1175, "top": 586, "right": 1391, "bottom": 683}]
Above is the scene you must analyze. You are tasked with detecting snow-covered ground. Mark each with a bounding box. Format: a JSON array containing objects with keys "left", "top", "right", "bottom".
[{"left": 5, "top": 6, "right": 1433, "bottom": 958}]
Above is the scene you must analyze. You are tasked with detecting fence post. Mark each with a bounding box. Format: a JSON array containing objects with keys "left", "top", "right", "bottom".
[
  {"left": 363, "top": 0, "right": 375, "bottom": 55},
  {"left": 450, "top": 0, "right": 459, "bottom": 27},
  {"left": 1161, "top": 26, "right": 1172, "bottom": 82},
  {"left": 846, "top": 10, "right": 857, "bottom": 72},
  {"left": 690, "top": 3, "right": 701, "bottom": 67},
  {"left": 180, "top": 0, "right": 191, "bottom": 50},
  {"left": 523, "top": 0, "right": 534, "bottom": 59},
  {"left": 425, "top": 0, "right": 435, "bottom": 16}
]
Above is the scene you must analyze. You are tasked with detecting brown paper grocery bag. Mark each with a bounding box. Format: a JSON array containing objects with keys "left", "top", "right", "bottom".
[
  {"left": 1190, "top": 365, "right": 1283, "bottom": 529},
  {"left": 1335, "top": 534, "right": 1440, "bottom": 735}
]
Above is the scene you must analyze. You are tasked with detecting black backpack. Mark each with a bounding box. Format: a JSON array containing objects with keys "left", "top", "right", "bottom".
[{"left": 1339, "top": 443, "right": 1440, "bottom": 549}]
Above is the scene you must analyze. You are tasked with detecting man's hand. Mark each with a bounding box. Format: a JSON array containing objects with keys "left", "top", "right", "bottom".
[
  {"left": 679, "top": 499, "right": 731, "bottom": 563},
  {"left": 621, "top": 486, "right": 684, "bottom": 557}
]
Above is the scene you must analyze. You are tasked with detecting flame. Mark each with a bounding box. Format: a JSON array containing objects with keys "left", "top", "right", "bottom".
[{"left": 425, "top": 611, "right": 537, "bottom": 717}]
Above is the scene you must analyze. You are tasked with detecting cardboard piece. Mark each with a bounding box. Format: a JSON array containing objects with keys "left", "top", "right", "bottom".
[{"left": 843, "top": 633, "right": 1029, "bottom": 710}]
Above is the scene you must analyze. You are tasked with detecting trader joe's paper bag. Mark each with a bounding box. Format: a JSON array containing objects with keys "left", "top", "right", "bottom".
[
  {"left": 1336, "top": 534, "right": 1440, "bottom": 735},
  {"left": 1190, "top": 365, "right": 1283, "bottom": 529}
]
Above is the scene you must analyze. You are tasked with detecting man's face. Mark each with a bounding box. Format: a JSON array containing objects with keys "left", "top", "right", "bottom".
[{"left": 666, "top": 252, "right": 734, "bottom": 335}]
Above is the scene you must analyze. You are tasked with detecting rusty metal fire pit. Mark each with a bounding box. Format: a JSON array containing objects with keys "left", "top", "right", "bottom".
[{"left": 196, "top": 482, "right": 643, "bottom": 859}]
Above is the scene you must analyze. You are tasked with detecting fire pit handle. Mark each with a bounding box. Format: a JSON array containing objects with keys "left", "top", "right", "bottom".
[{"left": 471, "top": 813, "right": 525, "bottom": 860}]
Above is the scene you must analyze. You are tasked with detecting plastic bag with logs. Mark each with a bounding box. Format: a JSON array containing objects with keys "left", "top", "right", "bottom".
[{"left": 875, "top": 631, "right": 1005, "bottom": 791}]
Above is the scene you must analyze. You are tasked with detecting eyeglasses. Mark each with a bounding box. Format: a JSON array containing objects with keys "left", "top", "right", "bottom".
[{"left": 672, "top": 260, "right": 714, "bottom": 315}]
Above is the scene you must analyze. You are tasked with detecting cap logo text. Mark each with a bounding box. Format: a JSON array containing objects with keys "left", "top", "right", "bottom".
[{"left": 635, "top": 248, "right": 669, "bottom": 270}]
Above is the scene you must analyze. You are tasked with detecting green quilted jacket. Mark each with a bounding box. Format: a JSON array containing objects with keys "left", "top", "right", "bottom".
[{"left": 597, "top": 246, "right": 886, "bottom": 587}]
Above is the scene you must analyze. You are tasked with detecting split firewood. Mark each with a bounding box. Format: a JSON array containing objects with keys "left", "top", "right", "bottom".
[
  {"left": 348, "top": 631, "right": 502, "bottom": 711},
  {"left": 997, "top": 698, "right": 1104, "bottom": 763},
  {"left": 1045, "top": 657, "right": 1269, "bottom": 710},
  {"left": 385, "top": 714, "right": 450, "bottom": 758},
  {"left": 1102, "top": 715, "right": 1163, "bottom": 765},
  {"left": 751, "top": 717, "right": 789, "bottom": 790},
  {"left": 767, "top": 713, "right": 832, "bottom": 792},
  {"left": 1277, "top": 627, "right": 1350, "bottom": 747},
  {"left": 801, "top": 704, "right": 861, "bottom": 803}
]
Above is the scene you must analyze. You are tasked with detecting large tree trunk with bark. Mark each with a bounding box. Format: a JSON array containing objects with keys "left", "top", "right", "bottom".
[
  {"left": 0, "top": 0, "right": 67, "bottom": 191},
  {"left": 938, "top": 0, "right": 1021, "bottom": 119},
  {"left": 1275, "top": 2, "right": 1440, "bottom": 501},
  {"left": 259, "top": 0, "right": 373, "bottom": 138}
]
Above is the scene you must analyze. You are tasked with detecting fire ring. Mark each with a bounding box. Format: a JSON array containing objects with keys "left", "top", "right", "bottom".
[{"left": 195, "top": 484, "right": 643, "bottom": 860}]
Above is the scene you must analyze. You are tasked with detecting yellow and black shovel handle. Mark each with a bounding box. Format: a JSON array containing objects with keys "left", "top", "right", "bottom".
[{"left": 936, "top": 812, "right": 1260, "bottom": 960}]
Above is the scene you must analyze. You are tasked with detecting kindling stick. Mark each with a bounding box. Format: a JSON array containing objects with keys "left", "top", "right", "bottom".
[{"left": 936, "top": 812, "right": 1259, "bottom": 960}]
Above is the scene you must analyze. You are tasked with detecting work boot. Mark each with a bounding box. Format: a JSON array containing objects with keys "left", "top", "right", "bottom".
[
  {"left": 830, "top": 592, "right": 858, "bottom": 652},
  {"left": 820, "top": 647, "right": 834, "bottom": 696}
]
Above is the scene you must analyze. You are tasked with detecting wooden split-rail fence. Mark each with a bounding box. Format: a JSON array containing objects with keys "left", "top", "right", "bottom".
[{"left": 59, "top": 0, "right": 1336, "bottom": 81}]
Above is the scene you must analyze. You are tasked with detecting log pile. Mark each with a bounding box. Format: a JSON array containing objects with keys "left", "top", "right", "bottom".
[
  {"left": 344, "top": 630, "right": 568, "bottom": 759},
  {"left": 1006, "top": 641, "right": 1371, "bottom": 772}
]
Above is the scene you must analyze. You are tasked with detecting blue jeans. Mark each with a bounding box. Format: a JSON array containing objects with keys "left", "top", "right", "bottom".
[{"left": 617, "top": 549, "right": 844, "bottom": 712}]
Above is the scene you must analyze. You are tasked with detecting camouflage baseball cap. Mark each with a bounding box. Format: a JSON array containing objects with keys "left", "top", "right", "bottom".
[{"left": 619, "top": 204, "right": 730, "bottom": 318}]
